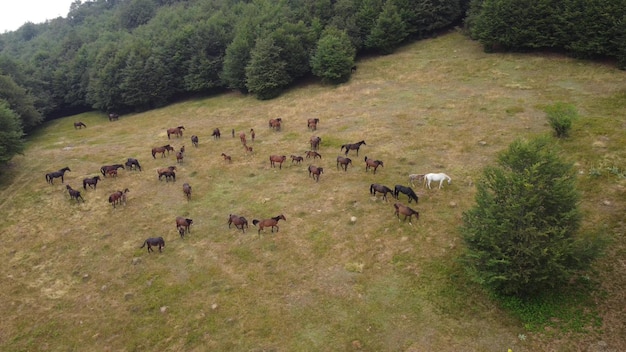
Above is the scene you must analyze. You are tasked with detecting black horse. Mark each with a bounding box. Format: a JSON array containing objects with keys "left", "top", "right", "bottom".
[
  {"left": 45, "top": 167, "right": 71, "bottom": 184},
  {"left": 394, "top": 185, "right": 419, "bottom": 203},
  {"left": 66, "top": 185, "right": 84, "bottom": 202},
  {"left": 370, "top": 183, "right": 393, "bottom": 201},
  {"left": 340, "top": 140, "right": 366, "bottom": 156},
  {"left": 83, "top": 176, "right": 101, "bottom": 190},
  {"left": 125, "top": 158, "right": 142, "bottom": 171},
  {"left": 140, "top": 237, "right": 165, "bottom": 253},
  {"left": 191, "top": 135, "right": 199, "bottom": 147}
]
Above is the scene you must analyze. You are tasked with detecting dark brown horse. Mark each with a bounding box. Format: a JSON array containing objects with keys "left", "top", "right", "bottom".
[
  {"left": 307, "top": 118, "right": 319, "bottom": 131},
  {"left": 308, "top": 165, "right": 323, "bottom": 182},
  {"left": 252, "top": 214, "right": 286, "bottom": 236},
  {"left": 152, "top": 144, "right": 174, "bottom": 158},
  {"left": 250, "top": 128, "right": 255, "bottom": 142},
  {"left": 158, "top": 170, "right": 176, "bottom": 182},
  {"left": 101, "top": 164, "right": 125, "bottom": 177},
  {"left": 83, "top": 176, "right": 101, "bottom": 190},
  {"left": 191, "top": 135, "right": 199, "bottom": 147},
  {"left": 291, "top": 155, "right": 303, "bottom": 164},
  {"left": 66, "top": 185, "right": 84, "bottom": 202},
  {"left": 364, "top": 156, "right": 384, "bottom": 174},
  {"left": 176, "top": 216, "right": 193, "bottom": 237},
  {"left": 176, "top": 151, "right": 184, "bottom": 164},
  {"left": 305, "top": 150, "right": 322, "bottom": 159},
  {"left": 140, "top": 237, "right": 165, "bottom": 253},
  {"left": 370, "top": 183, "right": 393, "bottom": 201},
  {"left": 269, "top": 155, "right": 287, "bottom": 169},
  {"left": 212, "top": 128, "right": 221, "bottom": 139},
  {"left": 310, "top": 136, "right": 321, "bottom": 150},
  {"left": 239, "top": 131, "right": 246, "bottom": 144},
  {"left": 341, "top": 140, "right": 366, "bottom": 156},
  {"left": 125, "top": 158, "right": 142, "bottom": 171},
  {"left": 108, "top": 113, "right": 119, "bottom": 121},
  {"left": 167, "top": 126, "right": 185, "bottom": 139},
  {"left": 336, "top": 156, "right": 353, "bottom": 171},
  {"left": 45, "top": 167, "right": 71, "bottom": 184},
  {"left": 393, "top": 203, "right": 419, "bottom": 223},
  {"left": 269, "top": 118, "right": 282, "bottom": 131},
  {"left": 394, "top": 185, "right": 419, "bottom": 203},
  {"left": 108, "top": 188, "right": 129, "bottom": 208},
  {"left": 74, "top": 121, "right": 86, "bottom": 129},
  {"left": 183, "top": 183, "right": 192, "bottom": 201},
  {"left": 221, "top": 153, "right": 232, "bottom": 163},
  {"left": 243, "top": 144, "right": 253, "bottom": 154},
  {"left": 228, "top": 214, "right": 249, "bottom": 233}
]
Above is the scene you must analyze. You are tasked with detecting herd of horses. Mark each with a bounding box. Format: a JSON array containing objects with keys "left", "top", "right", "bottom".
[{"left": 58, "top": 113, "right": 453, "bottom": 253}]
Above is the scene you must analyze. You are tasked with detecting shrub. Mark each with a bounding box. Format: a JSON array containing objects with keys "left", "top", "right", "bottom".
[{"left": 544, "top": 102, "right": 578, "bottom": 138}]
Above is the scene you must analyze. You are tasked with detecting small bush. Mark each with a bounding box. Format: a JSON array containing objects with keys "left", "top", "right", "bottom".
[{"left": 544, "top": 102, "right": 578, "bottom": 138}]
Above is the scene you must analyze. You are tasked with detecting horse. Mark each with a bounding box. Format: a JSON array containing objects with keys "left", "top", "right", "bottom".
[
  {"left": 252, "top": 214, "right": 286, "bottom": 236},
  {"left": 179, "top": 145, "right": 185, "bottom": 154},
  {"left": 370, "top": 183, "right": 394, "bottom": 201},
  {"left": 336, "top": 156, "right": 352, "bottom": 171},
  {"left": 176, "top": 216, "right": 193, "bottom": 237},
  {"left": 269, "top": 118, "right": 282, "bottom": 131},
  {"left": 228, "top": 214, "right": 249, "bottom": 233},
  {"left": 108, "top": 113, "right": 119, "bottom": 121},
  {"left": 125, "top": 158, "right": 142, "bottom": 171},
  {"left": 140, "top": 237, "right": 165, "bottom": 253},
  {"left": 74, "top": 122, "right": 86, "bottom": 129},
  {"left": 158, "top": 170, "right": 176, "bottom": 182},
  {"left": 191, "top": 135, "right": 199, "bottom": 147},
  {"left": 83, "top": 176, "right": 101, "bottom": 190},
  {"left": 408, "top": 174, "right": 425, "bottom": 187},
  {"left": 307, "top": 118, "right": 319, "bottom": 131},
  {"left": 100, "top": 164, "right": 124, "bottom": 177},
  {"left": 250, "top": 129, "right": 255, "bottom": 142},
  {"left": 183, "top": 183, "right": 192, "bottom": 201},
  {"left": 305, "top": 151, "right": 322, "bottom": 159},
  {"left": 176, "top": 151, "right": 184, "bottom": 164},
  {"left": 221, "top": 153, "right": 232, "bottom": 163},
  {"left": 364, "top": 156, "right": 384, "bottom": 174},
  {"left": 108, "top": 188, "right": 129, "bottom": 208},
  {"left": 152, "top": 144, "right": 174, "bottom": 158},
  {"left": 45, "top": 167, "right": 71, "bottom": 184},
  {"left": 310, "top": 136, "right": 321, "bottom": 150},
  {"left": 269, "top": 155, "right": 287, "bottom": 169},
  {"left": 167, "top": 126, "right": 185, "bottom": 139},
  {"left": 394, "top": 185, "right": 419, "bottom": 203},
  {"left": 212, "top": 128, "right": 221, "bottom": 140},
  {"left": 239, "top": 132, "right": 246, "bottom": 144},
  {"left": 393, "top": 202, "right": 419, "bottom": 224},
  {"left": 341, "top": 140, "right": 366, "bottom": 156},
  {"left": 243, "top": 144, "right": 253, "bottom": 154},
  {"left": 424, "top": 173, "right": 452, "bottom": 189},
  {"left": 308, "top": 165, "right": 323, "bottom": 182},
  {"left": 66, "top": 185, "right": 84, "bottom": 202},
  {"left": 291, "top": 155, "right": 303, "bottom": 164},
  {"left": 351, "top": 65, "right": 357, "bottom": 73}
]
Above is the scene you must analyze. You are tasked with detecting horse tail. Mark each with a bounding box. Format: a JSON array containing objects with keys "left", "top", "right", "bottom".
[
  {"left": 369, "top": 184, "right": 374, "bottom": 195},
  {"left": 152, "top": 150, "right": 157, "bottom": 159},
  {"left": 83, "top": 180, "right": 87, "bottom": 190},
  {"left": 252, "top": 219, "right": 260, "bottom": 226},
  {"left": 140, "top": 240, "right": 146, "bottom": 249}
]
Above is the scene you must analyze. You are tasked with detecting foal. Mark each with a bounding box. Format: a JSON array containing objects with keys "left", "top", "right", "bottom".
[{"left": 182, "top": 183, "right": 192, "bottom": 201}]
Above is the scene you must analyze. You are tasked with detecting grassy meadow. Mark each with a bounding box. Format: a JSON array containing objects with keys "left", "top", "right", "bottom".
[{"left": 1, "top": 31, "right": 625, "bottom": 351}]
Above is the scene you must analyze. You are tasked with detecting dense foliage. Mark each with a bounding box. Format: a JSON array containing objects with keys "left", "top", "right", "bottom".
[{"left": 461, "top": 138, "right": 604, "bottom": 297}]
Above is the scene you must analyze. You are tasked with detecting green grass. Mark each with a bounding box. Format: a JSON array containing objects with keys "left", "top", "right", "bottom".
[{"left": 1, "top": 30, "right": 625, "bottom": 351}]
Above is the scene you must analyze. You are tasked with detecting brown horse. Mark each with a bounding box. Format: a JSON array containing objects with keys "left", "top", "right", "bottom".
[
  {"left": 45, "top": 167, "right": 71, "bottom": 184},
  {"left": 176, "top": 216, "right": 193, "bottom": 237},
  {"left": 66, "top": 185, "right": 84, "bottom": 202},
  {"left": 101, "top": 164, "right": 125, "bottom": 177},
  {"left": 152, "top": 144, "right": 174, "bottom": 158},
  {"left": 221, "top": 153, "right": 232, "bottom": 163},
  {"left": 305, "top": 150, "right": 322, "bottom": 159},
  {"left": 370, "top": 183, "right": 393, "bottom": 201},
  {"left": 341, "top": 140, "right": 366, "bottom": 156},
  {"left": 83, "top": 176, "right": 101, "bottom": 190},
  {"left": 269, "top": 118, "right": 282, "bottom": 131},
  {"left": 291, "top": 155, "right": 303, "bottom": 164},
  {"left": 336, "top": 156, "right": 353, "bottom": 171},
  {"left": 310, "top": 136, "right": 321, "bottom": 150},
  {"left": 269, "top": 155, "right": 287, "bottom": 169},
  {"left": 250, "top": 129, "right": 255, "bottom": 142},
  {"left": 393, "top": 203, "right": 419, "bottom": 224},
  {"left": 364, "top": 156, "right": 384, "bottom": 174},
  {"left": 308, "top": 165, "right": 323, "bottom": 182},
  {"left": 167, "top": 126, "right": 185, "bottom": 139},
  {"left": 252, "top": 214, "right": 286, "bottom": 236},
  {"left": 307, "top": 118, "right": 319, "bottom": 131},
  {"left": 183, "top": 183, "right": 192, "bottom": 201},
  {"left": 108, "top": 113, "right": 119, "bottom": 121},
  {"left": 176, "top": 151, "right": 184, "bottom": 164},
  {"left": 157, "top": 166, "right": 176, "bottom": 182},
  {"left": 108, "top": 188, "right": 129, "bottom": 208},
  {"left": 191, "top": 135, "right": 199, "bottom": 147},
  {"left": 243, "top": 144, "right": 253, "bottom": 154},
  {"left": 140, "top": 237, "right": 165, "bottom": 253},
  {"left": 74, "top": 121, "right": 86, "bottom": 129},
  {"left": 228, "top": 214, "right": 249, "bottom": 233},
  {"left": 212, "top": 128, "right": 221, "bottom": 139}
]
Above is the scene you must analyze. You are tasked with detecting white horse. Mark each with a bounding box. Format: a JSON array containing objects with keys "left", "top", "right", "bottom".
[{"left": 424, "top": 173, "right": 452, "bottom": 189}]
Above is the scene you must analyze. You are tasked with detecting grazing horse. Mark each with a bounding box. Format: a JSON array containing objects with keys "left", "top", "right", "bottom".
[
  {"left": 157, "top": 166, "right": 176, "bottom": 180},
  {"left": 370, "top": 183, "right": 394, "bottom": 201},
  {"left": 393, "top": 203, "right": 419, "bottom": 223},
  {"left": 83, "top": 176, "right": 101, "bottom": 190},
  {"left": 125, "top": 158, "right": 142, "bottom": 171},
  {"left": 176, "top": 151, "right": 184, "bottom": 164},
  {"left": 341, "top": 140, "right": 366, "bottom": 156},
  {"left": 250, "top": 129, "right": 255, "bottom": 142},
  {"left": 182, "top": 183, "right": 192, "bottom": 201},
  {"left": 108, "top": 188, "right": 129, "bottom": 208},
  {"left": 310, "top": 136, "right": 321, "bottom": 150},
  {"left": 228, "top": 214, "right": 249, "bottom": 233},
  {"left": 269, "top": 155, "right": 287, "bottom": 169},
  {"left": 108, "top": 113, "right": 119, "bottom": 121},
  {"left": 424, "top": 173, "right": 452, "bottom": 189},
  {"left": 243, "top": 144, "right": 253, "bottom": 154},
  {"left": 269, "top": 118, "right": 282, "bottom": 131},
  {"left": 152, "top": 144, "right": 174, "bottom": 158},
  {"left": 364, "top": 156, "right": 384, "bottom": 174},
  {"left": 221, "top": 153, "right": 232, "bottom": 163},
  {"left": 394, "top": 185, "right": 419, "bottom": 203},
  {"left": 101, "top": 164, "right": 124, "bottom": 177},
  {"left": 158, "top": 171, "right": 176, "bottom": 182},
  {"left": 66, "top": 185, "right": 84, "bottom": 202},
  {"left": 305, "top": 150, "right": 322, "bottom": 159},
  {"left": 140, "top": 237, "right": 165, "bottom": 253},
  {"left": 291, "top": 155, "right": 303, "bottom": 164},
  {"left": 212, "top": 128, "right": 221, "bottom": 139},
  {"left": 408, "top": 174, "right": 425, "bottom": 187},
  {"left": 252, "top": 214, "right": 286, "bottom": 236},
  {"left": 307, "top": 118, "right": 319, "bottom": 131},
  {"left": 336, "top": 156, "right": 352, "bottom": 171},
  {"left": 176, "top": 216, "right": 193, "bottom": 237},
  {"left": 74, "top": 121, "right": 86, "bottom": 129},
  {"left": 191, "top": 135, "right": 199, "bottom": 147},
  {"left": 308, "top": 165, "right": 323, "bottom": 182},
  {"left": 167, "top": 126, "right": 185, "bottom": 139},
  {"left": 45, "top": 167, "right": 71, "bottom": 184},
  {"left": 239, "top": 132, "right": 246, "bottom": 144}
]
